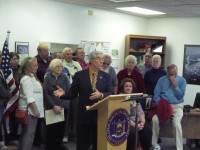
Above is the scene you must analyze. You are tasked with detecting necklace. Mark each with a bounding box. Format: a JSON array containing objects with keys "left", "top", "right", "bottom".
[{"left": 127, "top": 69, "right": 132, "bottom": 75}]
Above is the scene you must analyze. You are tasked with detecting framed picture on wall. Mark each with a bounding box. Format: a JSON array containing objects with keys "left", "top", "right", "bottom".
[
  {"left": 15, "top": 42, "right": 29, "bottom": 62},
  {"left": 183, "top": 45, "right": 200, "bottom": 85}
]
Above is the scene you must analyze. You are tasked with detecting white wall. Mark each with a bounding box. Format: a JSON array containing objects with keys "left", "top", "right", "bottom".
[
  {"left": 1, "top": 0, "right": 197, "bottom": 105},
  {"left": 147, "top": 18, "right": 200, "bottom": 105},
  {"left": 0, "top": 0, "right": 147, "bottom": 69}
]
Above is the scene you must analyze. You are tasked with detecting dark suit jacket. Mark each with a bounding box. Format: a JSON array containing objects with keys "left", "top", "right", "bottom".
[{"left": 65, "top": 69, "right": 113, "bottom": 124}]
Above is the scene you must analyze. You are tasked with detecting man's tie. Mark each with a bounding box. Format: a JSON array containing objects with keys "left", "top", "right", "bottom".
[{"left": 92, "top": 73, "right": 97, "bottom": 92}]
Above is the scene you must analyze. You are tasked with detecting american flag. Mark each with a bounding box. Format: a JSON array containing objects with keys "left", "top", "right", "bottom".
[{"left": 0, "top": 32, "right": 19, "bottom": 134}]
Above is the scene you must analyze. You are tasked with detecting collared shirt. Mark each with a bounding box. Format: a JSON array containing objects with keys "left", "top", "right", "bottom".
[
  {"left": 77, "top": 60, "right": 89, "bottom": 70},
  {"left": 18, "top": 74, "right": 44, "bottom": 118},
  {"left": 89, "top": 67, "right": 99, "bottom": 84},
  {"left": 35, "top": 54, "right": 52, "bottom": 83},
  {"left": 154, "top": 75, "right": 186, "bottom": 104},
  {"left": 63, "top": 60, "right": 82, "bottom": 77}
]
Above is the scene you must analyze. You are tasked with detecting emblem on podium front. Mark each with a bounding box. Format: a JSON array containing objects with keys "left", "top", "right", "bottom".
[{"left": 106, "top": 108, "right": 130, "bottom": 146}]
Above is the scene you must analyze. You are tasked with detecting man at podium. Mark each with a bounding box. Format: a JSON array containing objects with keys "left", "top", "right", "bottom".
[{"left": 54, "top": 51, "right": 113, "bottom": 150}]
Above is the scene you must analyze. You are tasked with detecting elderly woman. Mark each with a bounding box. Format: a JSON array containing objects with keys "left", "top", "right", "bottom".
[
  {"left": 101, "top": 54, "right": 118, "bottom": 94},
  {"left": 117, "top": 55, "right": 146, "bottom": 93},
  {"left": 119, "top": 78, "right": 152, "bottom": 150},
  {"left": 17, "top": 57, "right": 44, "bottom": 150},
  {"left": 43, "top": 59, "right": 70, "bottom": 150}
]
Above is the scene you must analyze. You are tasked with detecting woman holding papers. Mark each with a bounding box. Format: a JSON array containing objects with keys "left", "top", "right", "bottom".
[
  {"left": 17, "top": 57, "right": 44, "bottom": 150},
  {"left": 43, "top": 59, "right": 70, "bottom": 150}
]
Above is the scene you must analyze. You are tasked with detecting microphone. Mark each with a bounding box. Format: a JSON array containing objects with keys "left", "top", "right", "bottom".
[{"left": 122, "top": 94, "right": 153, "bottom": 103}]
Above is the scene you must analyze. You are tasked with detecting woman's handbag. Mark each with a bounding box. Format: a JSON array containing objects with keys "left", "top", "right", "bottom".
[{"left": 15, "top": 109, "right": 28, "bottom": 125}]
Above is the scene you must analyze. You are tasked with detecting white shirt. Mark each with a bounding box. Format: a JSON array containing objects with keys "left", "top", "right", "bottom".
[
  {"left": 63, "top": 60, "right": 82, "bottom": 77},
  {"left": 18, "top": 74, "right": 44, "bottom": 118}
]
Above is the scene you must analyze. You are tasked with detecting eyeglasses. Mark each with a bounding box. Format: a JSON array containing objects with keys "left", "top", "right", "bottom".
[{"left": 103, "top": 62, "right": 110, "bottom": 66}]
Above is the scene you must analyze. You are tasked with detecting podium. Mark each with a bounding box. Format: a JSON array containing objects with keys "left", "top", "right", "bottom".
[{"left": 86, "top": 93, "right": 143, "bottom": 150}]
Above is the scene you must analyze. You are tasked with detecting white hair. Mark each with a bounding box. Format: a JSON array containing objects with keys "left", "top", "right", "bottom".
[
  {"left": 124, "top": 55, "right": 137, "bottom": 66},
  {"left": 152, "top": 54, "right": 161, "bottom": 61},
  {"left": 62, "top": 47, "right": 73, "bottom": 54},
  {"left": 49, "top": 59, "right": 63, "bottom": 71}
]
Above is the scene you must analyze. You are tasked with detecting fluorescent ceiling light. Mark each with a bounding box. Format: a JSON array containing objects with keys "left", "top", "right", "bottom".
[
  {"left": 109, "top": 0, "right": 136, "bottom": 2},
  {"left": 117, "top": 7, "right": 166, "bottom": 15}
]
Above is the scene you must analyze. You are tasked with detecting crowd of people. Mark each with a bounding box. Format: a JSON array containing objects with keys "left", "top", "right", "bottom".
[{"left": 0, "top": 43, "right": 187, "bottom": 150}]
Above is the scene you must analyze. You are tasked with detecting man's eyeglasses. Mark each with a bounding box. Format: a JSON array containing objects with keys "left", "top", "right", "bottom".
[{"left": 103, "top": 62, "right": 110, "bottom": 66}]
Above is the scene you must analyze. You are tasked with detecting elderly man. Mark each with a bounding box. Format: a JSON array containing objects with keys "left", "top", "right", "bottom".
[
  {"left": 137, "top": 52, "right": 152, "bottom": 77},
  {"left": 62, "top": 47, "right": 82, "bottom": 78},
  {"left": 75, "top": 48, "right": 89, "bottom": 70},
  {"left": 62, "top": 47, "right": 82, "bottom": 142},
  {"left": 144, "top": 54, "right": 167, "bottom": 96},
  {"left": 35, "top": 43, "right": 52, "bottom": 83},
  {"left": 54, "top": 51, "right": 113, "bottom": 150},
  {"left": 101, "top": 54, "right": 118, "bottom": 94},
  {"left": 151, "top": 64, "right": 186, "bottom": 150},
  {"left": 34, "top": 43, "right": 52, "bottom": 146}
]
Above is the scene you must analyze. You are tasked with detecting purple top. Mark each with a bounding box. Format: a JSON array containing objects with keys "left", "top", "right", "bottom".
[{"left": 35, "top": 54, "right": 52, "bottom": 83}]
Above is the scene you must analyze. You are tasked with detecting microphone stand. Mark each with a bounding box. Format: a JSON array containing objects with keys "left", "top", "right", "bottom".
[
  {"left": 123, "top": 95, "right": 152, "bottom": 150},
  {"left": 134, "top": 99, "right": 140, "bottom": 150}
]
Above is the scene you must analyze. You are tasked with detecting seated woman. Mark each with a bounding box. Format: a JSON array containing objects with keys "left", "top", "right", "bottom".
[
  {"left": 43, "top": 59, "right": 71, "bottom": 150},
  {"left": 119, "top": 78, "right": 152, "bottom": 150}
]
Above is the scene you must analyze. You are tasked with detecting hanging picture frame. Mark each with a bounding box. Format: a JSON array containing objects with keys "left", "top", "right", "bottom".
[
  {"left": 183, "top": 45, "right": 200, "bottom": 85},
  {"left": 15, "top": 42, "right": 29, "bottom": 62}
]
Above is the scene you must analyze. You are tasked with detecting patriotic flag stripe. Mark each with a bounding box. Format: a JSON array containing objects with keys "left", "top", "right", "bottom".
[{"left": 1, "top": 32, "right": 19, "bottom": 134}]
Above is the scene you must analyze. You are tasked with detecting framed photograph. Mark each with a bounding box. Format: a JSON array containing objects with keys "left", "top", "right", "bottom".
[
  {"left": 183, "top": 45, "right": 200, "bottom": 85},
  {"left": 15, "top": 42, "right": 29, "bottom": 62}
]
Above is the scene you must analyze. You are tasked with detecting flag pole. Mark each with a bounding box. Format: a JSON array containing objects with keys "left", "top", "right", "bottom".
[
  {"left": 0, "top": 30, "right": 11, "bottom": 148},
  {"left": 6, "top": 30, "right": 11, "bottom": 44}
]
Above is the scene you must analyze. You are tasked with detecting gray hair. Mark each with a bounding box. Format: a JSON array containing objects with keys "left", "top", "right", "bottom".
[
  {"left": 88, "top": 51, "right": 102, "bottom": 63},
  {"left": 167, "top": 64, "right": 177, "bottom": 72},
  {"left": 102, "top": 54, "right": 112, "bottom": 63},
  {"left": 62, "top": 47, "right": 73, "bottom": 54},
  {"left": 124, "top": 55, "right": 137, "bottom": 66},
  {"left": 49, "top": 59, "right": 63, "bottom": 71},
  {"left": 152, "top": 54, "right": 161, "bottom": 60},
  {"left": 20, "top": 57, "right": 37, "bottom": 78}
]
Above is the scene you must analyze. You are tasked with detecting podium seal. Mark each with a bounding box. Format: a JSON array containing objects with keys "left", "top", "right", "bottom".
[{"left": 106, "top": 108, "right": 130, "bottom": 146}]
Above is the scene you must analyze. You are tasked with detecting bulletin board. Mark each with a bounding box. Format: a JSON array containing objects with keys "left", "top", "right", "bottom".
[
  {"left": 79, "top": 40, "right": 119, "bottom": 72},
  {"left": 79, "top": 40, "right": 111, "bottom": 55}
]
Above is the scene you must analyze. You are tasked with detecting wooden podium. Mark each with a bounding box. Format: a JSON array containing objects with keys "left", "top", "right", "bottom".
[{"left": 86, "top": 93, "right": 142, "bottom": 150}]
